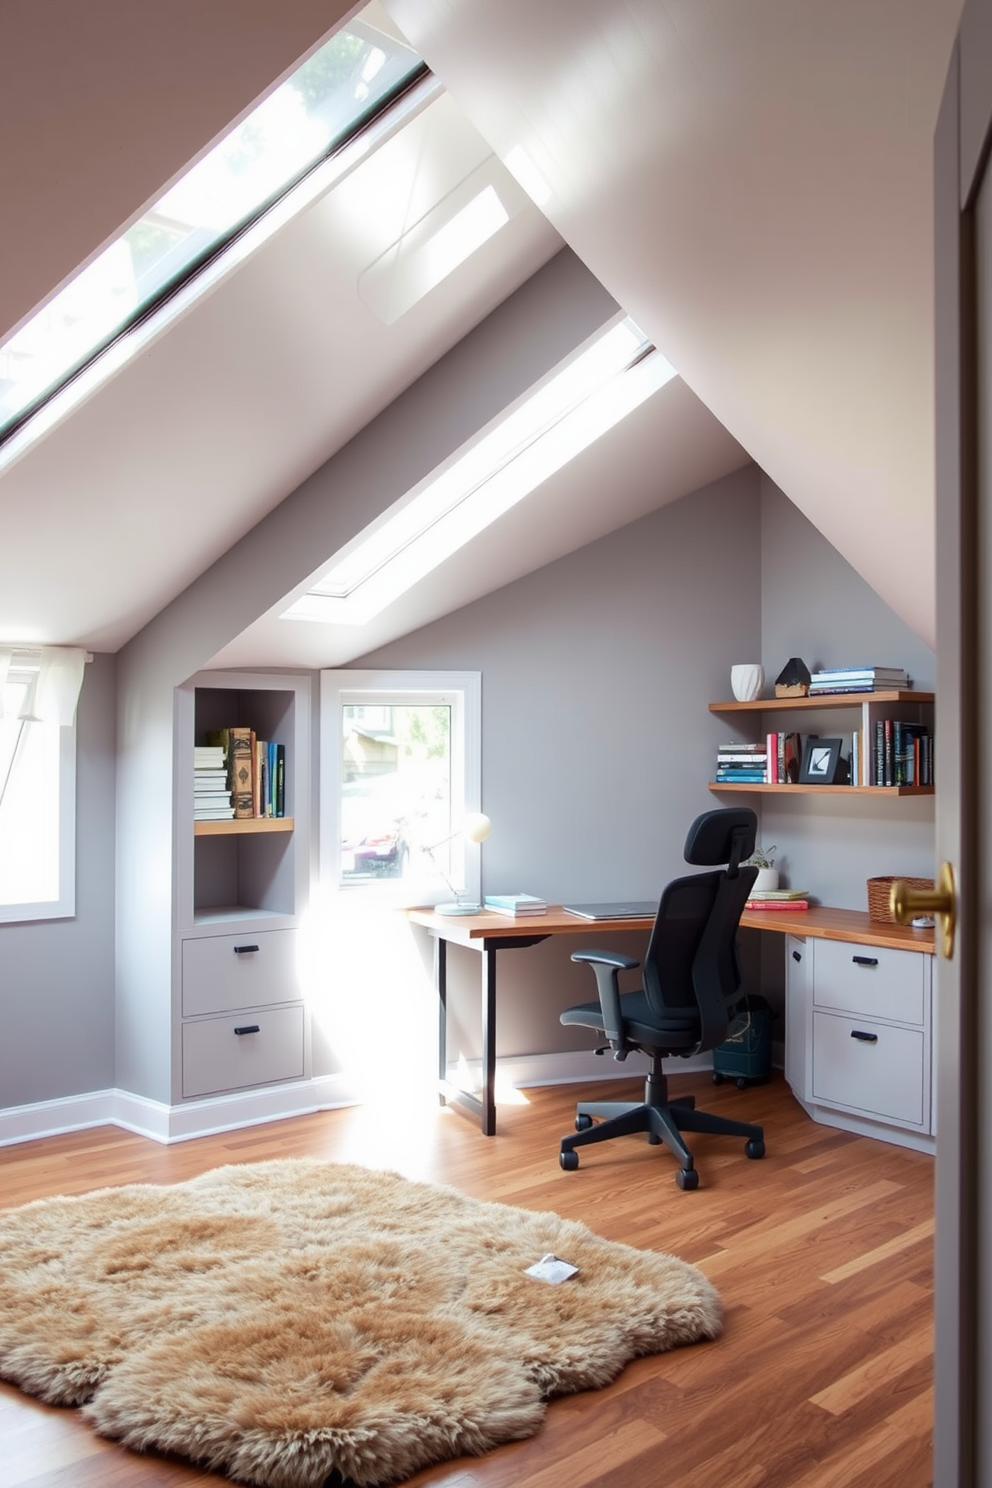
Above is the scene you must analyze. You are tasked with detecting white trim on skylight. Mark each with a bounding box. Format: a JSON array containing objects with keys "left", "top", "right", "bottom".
[{"left": 281, "top": 316, "right": 677, "bottom": 627}]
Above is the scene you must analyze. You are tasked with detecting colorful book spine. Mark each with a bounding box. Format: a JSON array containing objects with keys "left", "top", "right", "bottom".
[
  {"left": 745, "top": 899, "right": 809, "bottom": 911},
  {"left": 229, "top": 727, "right": 253, "bottom": 817}
]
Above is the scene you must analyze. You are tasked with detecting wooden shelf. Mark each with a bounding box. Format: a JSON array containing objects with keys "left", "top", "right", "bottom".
[
  {"left": 194, "top": 816, "right": 295, "bottom": 837},
  {"left": 709, "top": 783, "right": 933, "bottom": 796},
  {"left": 710, "top": 690, "right": 934, "bottom": 713}
]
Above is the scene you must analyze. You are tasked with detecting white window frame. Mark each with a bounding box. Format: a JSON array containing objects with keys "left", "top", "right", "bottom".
[
  {"left": 0, "top": 681, "right": 76, "bottom": 924},
  {"left": 320, "top": 670, "right": 482, "bottom": 908}
]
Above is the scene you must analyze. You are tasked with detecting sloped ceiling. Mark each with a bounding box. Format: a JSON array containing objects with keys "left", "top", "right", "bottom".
[
  {"left": 0, "top": 1, "right": 963, "bottom": 660},
  {"left": 384, "top": 0, "right": 965, "bottom": 649}
]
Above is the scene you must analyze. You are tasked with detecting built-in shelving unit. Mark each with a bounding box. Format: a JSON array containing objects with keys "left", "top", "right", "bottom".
[
  {"left": 708, "top": 689, "right": 935, "bottom": 797},
  {"left": 193, "top": 817, "right": 296, "bottom": 838}
]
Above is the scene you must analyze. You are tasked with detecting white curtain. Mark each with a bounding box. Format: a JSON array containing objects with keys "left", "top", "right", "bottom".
[{"left": 0, "top": 645, "right": 87, "bottom": 725}]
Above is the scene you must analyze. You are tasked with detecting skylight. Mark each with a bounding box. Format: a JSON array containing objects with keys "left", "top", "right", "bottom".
[
  {"left": 0, "top": 13, "right": 425, "bottom": 448},
  {"left": 282, "top": 316, "right": 678, "bottom": 626}
]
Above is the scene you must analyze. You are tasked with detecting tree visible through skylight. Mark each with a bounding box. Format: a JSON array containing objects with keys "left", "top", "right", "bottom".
[{"left": 0, "top": 13, "right": 425, "bottom": 445}]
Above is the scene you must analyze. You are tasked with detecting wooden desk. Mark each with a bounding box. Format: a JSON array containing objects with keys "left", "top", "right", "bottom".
[
  {"left": 740, "top": 905, "right": 935, "bottom": 952},
  {"left": 407, "top": 904, "right": 935, "bottom": 1136},
  {"left": 407, "top": 906, "right": 657, "bottom": 1135}
]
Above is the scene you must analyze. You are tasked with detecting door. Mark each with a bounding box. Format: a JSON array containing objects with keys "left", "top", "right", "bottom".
[{"left": 933, "top": 7, "right": 992, "bottom": 1482}]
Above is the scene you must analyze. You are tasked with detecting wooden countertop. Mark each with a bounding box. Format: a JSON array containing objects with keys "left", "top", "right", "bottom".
[
  {"left": 408, "top": 904, "right": 935, "bottom": 953},
  {"left": 740, "top": 904, "right": 935, "bottom": 951}
]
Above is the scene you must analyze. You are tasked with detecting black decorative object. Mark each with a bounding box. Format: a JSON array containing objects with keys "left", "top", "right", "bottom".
[{"left": 774, "top": 657, "right": 811, "bottom": 698}]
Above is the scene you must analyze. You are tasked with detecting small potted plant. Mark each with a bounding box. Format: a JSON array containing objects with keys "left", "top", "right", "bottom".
[{"left": 744, "top": 845, "right": 778, "bottom": 894}]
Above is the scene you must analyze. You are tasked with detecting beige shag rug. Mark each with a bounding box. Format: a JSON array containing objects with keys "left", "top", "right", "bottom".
[{"left": 0, "top": 1159, "right": 720, "bottom": 1487}]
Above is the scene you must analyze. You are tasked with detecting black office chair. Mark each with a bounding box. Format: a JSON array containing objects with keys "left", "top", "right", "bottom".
[{"left": 559, "top": 807, "right": 766, "bottom": 1189}]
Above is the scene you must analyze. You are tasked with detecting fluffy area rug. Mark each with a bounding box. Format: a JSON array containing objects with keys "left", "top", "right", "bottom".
[{"left": 0, "top": 1159, "right": 721, "bottom": 1487}]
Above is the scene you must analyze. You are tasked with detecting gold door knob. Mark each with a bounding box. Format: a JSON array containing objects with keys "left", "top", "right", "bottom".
[{"left": 890, "top": 861, "right": 957, "bottom": 960}]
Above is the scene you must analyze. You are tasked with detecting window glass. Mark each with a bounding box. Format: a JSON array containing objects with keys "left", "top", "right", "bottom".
[
  {"left": 341, "top": 702, "right": 452, "bottom": 886},
  {"left": 0, "top": 675, "right": 74, "bottom": 920},
  {"left": 0, "top": 13, "right": 425, "bottom": 445}
]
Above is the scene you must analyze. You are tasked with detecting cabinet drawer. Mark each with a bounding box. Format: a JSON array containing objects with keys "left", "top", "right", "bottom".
[
  {"left": 182, "top": 1005, "right": 305, "bottom": 1098},
  {"left": 182, "top": 929, "right": 298, "bottom": 1017},
  {"left": 812, "top": 1011, "right": 926, "bottom": 1127},
  {"left": 812, "top": 939, "right": 925, "bottom": 1025}
]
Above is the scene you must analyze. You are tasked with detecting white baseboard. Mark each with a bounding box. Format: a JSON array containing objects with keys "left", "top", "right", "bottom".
[
  {"left": 0, "top": 1075, "right": 361, "bottom": 1148},
  {"left": 0, "top": 1051, "right": 755, "bottom": 1150}
]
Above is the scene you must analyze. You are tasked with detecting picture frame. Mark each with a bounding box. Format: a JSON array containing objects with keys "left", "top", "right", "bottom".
[{"left": 798, "top": 736, "right": 844, "bottom": 785}]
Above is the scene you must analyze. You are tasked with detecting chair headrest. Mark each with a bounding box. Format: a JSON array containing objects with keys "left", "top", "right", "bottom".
[{"left": 683, "top": 808, "right": 758, "bottom": 874}]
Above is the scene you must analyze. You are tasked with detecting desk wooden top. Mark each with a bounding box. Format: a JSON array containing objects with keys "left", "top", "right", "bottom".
[
  {"left": 408, "top": 904, "right": 935, "bottom": 953},
  {"left": 406, "top": 905, "right": 657, "bottom": 945},
  {"left": 740, "top": 905, "right": 935, "bottom": 951}
]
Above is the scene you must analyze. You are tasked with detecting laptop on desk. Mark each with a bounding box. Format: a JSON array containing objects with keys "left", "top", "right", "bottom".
[{"left": 561, "top": 901, "right": 657, "bottom": 920}]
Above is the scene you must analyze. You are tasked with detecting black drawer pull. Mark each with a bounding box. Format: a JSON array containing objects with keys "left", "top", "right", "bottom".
[
  {"left": 234, "top": 1024, "right": 260, "bottom": 1036},
  {"left": 792, "top": 950, "right": 802, "bottom": 962},
  {"left": 233, "top": 944, "right": 260, "bottom": 955},
  {"left": 850, "top": 1030, "right": 879, "bottom": 1043},
  {"left": 852, "top": 956, "right": 878, "bottom": 967}
]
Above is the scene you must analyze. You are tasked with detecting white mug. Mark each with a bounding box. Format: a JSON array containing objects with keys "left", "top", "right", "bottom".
[{"left": 731, "top": 664, "right": 764, "bottom": 702}]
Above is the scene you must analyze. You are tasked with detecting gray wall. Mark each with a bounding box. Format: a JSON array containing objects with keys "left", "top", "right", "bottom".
[
  {"left": 0, "top": 651, "right": 117, "bottom": 1106},
  {"left": 357, "top": 466, "right": 764, "bottom": 1059},
  {"left": 758, "top": 474, "right": 936, "bottom": 910}
]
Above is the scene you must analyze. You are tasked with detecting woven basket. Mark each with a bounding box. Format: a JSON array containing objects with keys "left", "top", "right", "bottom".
[{"left": 867, "top": 875, "right": 933, "bottom": 923}]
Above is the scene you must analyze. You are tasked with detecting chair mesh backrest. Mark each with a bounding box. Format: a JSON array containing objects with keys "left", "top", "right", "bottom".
[{"left": 641, "top": 809, "right": 758, "bottom": 1048}]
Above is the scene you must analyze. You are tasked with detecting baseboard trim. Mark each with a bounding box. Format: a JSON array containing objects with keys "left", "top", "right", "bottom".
[
  {"left": 0, "top": 1076, "right": 362, "bottom": 1148},
  {"left": 0, "top": 1052, "right": 753, "bottom": 1149}
]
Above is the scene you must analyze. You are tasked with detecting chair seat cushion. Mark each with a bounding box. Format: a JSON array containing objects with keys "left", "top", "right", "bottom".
[{"left": 560, "top": 989, "right": 700, "bottom": 1053}]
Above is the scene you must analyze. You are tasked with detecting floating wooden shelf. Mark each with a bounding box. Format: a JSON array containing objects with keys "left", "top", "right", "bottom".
[
  {"left": 710, "top": 690, "right": 934, "bottom": 713},
  {"left": 193, "top": 816, "right": 294, "bottom": 837},
  {"left": 709, "top": 783, "right": 933, "bottom": 797}
]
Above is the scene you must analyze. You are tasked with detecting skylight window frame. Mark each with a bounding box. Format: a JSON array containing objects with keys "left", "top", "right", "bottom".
[
  {"left": 282, "top": 314, "right": 678, "bottom": 627},
  {"left": 0, "top": 33, "right": 433, "bottom": 468}
]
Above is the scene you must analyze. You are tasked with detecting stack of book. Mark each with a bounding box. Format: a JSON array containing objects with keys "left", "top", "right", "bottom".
[
  {"left": 744, "top": 888, "right": 810, "bottom": 911},
  {"left": 715, "top": 742, "right": 767, "bottom": 784},
  {"left": 205, "top": 727, "right": 286, "bottom": 818},
  {"left": 808, "top": 666, "right": 909, "bottom": 695},
  {"left": 483, "top": 893, "right": 547, "bottom": 917},
  {"left": 193, "top": 744, "right": 234, "bottom": 821},
  {"left": 764, "top": 731, "right": 802, "bottom": 785},
  {"left": 872, "top": 719, "right": 934, "bottom": 787}
]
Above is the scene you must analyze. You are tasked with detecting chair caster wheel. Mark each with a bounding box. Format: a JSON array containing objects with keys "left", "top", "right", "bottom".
[
  {"left": 560, "top": 1149, "right": 580, "bottom": 1171},
  {"left": 736, "top": 1077, "right": 749, "bottom": 1090},
  {"left": 575, "top": 1113, "right": 593, "bottom": 1132},
  {"left": 676, "top": 1167, "right": 699, "bottom": 1191},
  {"left": 745, "top": 1138, "right": 766, "bottom": 1159},
  {"left": 712, "top": 1071, "right": 724, "bottom": 1085}
]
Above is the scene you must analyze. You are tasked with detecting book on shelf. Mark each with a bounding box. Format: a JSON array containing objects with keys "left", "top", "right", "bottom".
[
  {"left": 717, "top": 751, "right": 768, "bottom": 764},
  {"left": 484, "top": 893, "right": 547, "bottom": 916},
  {"left": 715, "top": 770, "right": 767, "bottom": 782},
  {"left": 745, "top": 898, "right": 809, "bottom": 911},
  {"left": 193, "top": 745, "right": 227, "bottom": 766},
  {"left": 808, "top": 666, "right": 909, "bottom": 694},
  {"left": 194, "top": 806, "right": 236, "bottom": 821},
  {"left": 194, "top": 769, "right": 229, "bottom": 788},
  {"left": 227, "top": 726, "right": 254, "bottom": 818},
  {"left": 201, "top": 727, "right": 287, "bottom": 818}
]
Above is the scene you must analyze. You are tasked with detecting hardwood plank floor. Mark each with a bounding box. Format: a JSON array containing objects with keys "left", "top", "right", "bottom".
[{"left": 0, "top": 1071, "right": 934, "bottom": 1487}]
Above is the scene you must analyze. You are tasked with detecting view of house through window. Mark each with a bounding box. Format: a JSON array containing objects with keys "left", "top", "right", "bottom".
[
  {"left": 320, "top": 671, "right": 482, "bottom": 906},
  {"left": 341, "top": 702, "right": 452, "bottom": 887}
]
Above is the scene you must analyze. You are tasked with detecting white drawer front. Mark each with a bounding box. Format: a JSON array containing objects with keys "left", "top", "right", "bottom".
[
  {"left": 813, "top": 939, "right": 925, "bottom": 1025},
  {"left": 812, "top": 1011, "right": 926, "bottom": 1127},
  {"left": 182, "top": 1005, "right": 305, "bottom": 1098},
  {"left": 182, "top": 929, "right": 298, "bottom": 1017}
]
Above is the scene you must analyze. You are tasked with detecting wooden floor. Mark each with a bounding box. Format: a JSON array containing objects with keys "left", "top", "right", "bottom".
[{"left": 0, "top": 1071, "right": 934, "bottom": 1488}]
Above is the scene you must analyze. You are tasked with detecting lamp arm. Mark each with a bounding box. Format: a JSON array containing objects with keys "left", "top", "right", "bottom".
[{"left": 421, "top": 841, "right": 460, "bottom": 900}]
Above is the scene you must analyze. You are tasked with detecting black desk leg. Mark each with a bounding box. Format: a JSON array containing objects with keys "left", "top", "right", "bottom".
[
  {"left": 481, "top": 945, "right": 497, "bottom": 1137},
  {"left": 435, "top": 935, "right": 448, "bottom": 1107}
]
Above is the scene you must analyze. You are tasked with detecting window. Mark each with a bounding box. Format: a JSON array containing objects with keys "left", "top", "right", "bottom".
[
  {"left": 0, "top": 8, "right": 426, "bottom": 453},
  {"left": 319, "top": 671, "right": 481, "bottom": 906},
  {"left": 0, "top": 656, "right": 79, "bottom": 923}
]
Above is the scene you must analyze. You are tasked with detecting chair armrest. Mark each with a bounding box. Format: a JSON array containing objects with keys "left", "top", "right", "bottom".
[
  {"left": 571, "top": 949, "right": 639, "bottom": 1046},
  {"left": 571, "top": 949, "right": 639, "bottom": 970}
]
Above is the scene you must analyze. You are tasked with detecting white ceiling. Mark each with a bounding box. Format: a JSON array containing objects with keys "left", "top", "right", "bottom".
[
  {"left": 0, "top": 0, "right": 964, "bottom": 661},
  {"left": 385, "top": 0, "right": 964, "bottom": 649}
]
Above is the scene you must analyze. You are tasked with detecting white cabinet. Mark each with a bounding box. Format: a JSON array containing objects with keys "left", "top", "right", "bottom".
[
  {"left": 174, "top": 672, "right": 311, "bottom": 1103},
  {"left": 785, "top": 934, "right": 934, "bottom": 1151}
]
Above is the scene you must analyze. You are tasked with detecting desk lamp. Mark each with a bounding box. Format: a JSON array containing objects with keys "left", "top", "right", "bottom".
[{"left": 424, "top": 812, "right": 491, "bottom": 914}]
